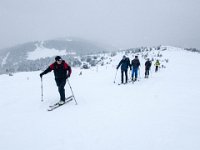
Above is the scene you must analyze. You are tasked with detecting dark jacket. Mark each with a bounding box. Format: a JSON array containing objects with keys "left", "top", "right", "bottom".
[
  {"left": 41, "top": 60, "right": 72, "bottom": 79},
  {"left": 145, "top": 60, "right": 152, "bottom": 70},
  {"left": 131, "top": 58, "right": 140, "bottom": 69},
  {"left": 117, "top": 58, "right": 131, "bottom": 71}
]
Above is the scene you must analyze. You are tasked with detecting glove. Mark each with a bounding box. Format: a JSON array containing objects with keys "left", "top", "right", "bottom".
[
  {"left": 66, "top": 74, "right": 70, "bottom": 79},
  {"left": 40, "top": 73, "right": 43, "bottom": 78}
]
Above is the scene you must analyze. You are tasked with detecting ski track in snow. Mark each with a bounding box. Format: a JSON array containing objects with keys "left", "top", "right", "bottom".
[
  {"left": 1, "top": 52, "right": 10, "bottom": 67},
  {"left": 0, "top": 48, "right": 200, "bottom": 150}
]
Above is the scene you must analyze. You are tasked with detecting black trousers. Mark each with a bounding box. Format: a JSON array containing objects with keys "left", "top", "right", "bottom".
[
  {"left": 55, "top": 78, "right": 66, "bottom": 101},
  {"left": 121, "top": 70, "right": 128, "bottom": 83},
  {"left": 155, "top": 66, "right": 159, "bottom": 72},
  {"left": 145, "top": 68, "right": 150, "bottom": 76}
]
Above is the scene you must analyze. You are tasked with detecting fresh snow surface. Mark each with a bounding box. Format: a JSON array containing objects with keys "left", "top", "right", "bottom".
[{"left": 0, "top": 48, "right": 200, "bottom": 150}]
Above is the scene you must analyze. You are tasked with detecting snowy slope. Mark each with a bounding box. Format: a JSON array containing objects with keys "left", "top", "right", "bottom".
[
  {"left": 27, "top": 44, "right": 67, "bottom": 60},
  {"left": 0, "top": 47, "right": 200, "bottom": 150},
  {"left": 26, "top": 42, "right": 77, "bottom": 60}
]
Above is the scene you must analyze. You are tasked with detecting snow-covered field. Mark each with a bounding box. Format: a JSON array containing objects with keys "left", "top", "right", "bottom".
[{"left": 0, "top": 48, "right": 200, "bottom": 150}]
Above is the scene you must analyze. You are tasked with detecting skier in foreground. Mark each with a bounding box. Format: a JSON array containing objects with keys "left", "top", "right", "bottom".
[
  {"left": 117, "top": 55, "right": 131, "bottom": 84},
  {"left": 40, "top": 56, "right": 72, "bottom": 105}
]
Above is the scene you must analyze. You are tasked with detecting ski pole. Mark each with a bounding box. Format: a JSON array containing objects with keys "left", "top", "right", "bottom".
[
  {"left": 67, "top": 79, "right": 78, "bottom": 105},
  {"left": 150, "top": 68, "right": 152, "bottom": 77},
  {"left": 129, "top": 68, "right": 132, "bottom": 81},
  {"left": 113, "top": 69, "right": 118, "bottom": 83},
  {"left": 41, "top": 77, "right": 44, "bottom": 102},
  {"left": 138, "top": 67, "right": 141, "bottom": 79}
]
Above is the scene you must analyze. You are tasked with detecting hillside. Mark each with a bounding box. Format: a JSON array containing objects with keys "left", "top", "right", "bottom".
[
  {"left": 0, "top": 37, "right": 114, "bottom": 74},
  {"left": 0, "top": 47, "right": 200, "bottom": 150}
]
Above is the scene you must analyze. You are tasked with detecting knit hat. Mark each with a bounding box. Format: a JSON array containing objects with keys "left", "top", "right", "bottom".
[{"left": 55, "top": 56, "right": 62, "bottom": 61}]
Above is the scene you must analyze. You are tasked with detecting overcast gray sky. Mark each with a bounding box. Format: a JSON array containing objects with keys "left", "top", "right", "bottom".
[{"left": 0, "top": 0, "right": 200, "bottom": 49}]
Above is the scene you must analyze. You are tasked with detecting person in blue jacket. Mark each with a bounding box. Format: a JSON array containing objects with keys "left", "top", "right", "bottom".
[
  {"left": 116, "top": 55, "right": 131, "bottom": 84},
  {"left": 131, "top": 55, "right": 140, "bottom": 81}
]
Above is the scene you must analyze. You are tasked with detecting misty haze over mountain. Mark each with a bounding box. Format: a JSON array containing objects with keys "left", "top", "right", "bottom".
[{"left": 0, "top": 0, "right": 200, "bottom": 50}]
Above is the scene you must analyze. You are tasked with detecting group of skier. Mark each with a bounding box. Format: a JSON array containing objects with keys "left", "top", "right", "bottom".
[
  {"left": 116, "top": 55, "right": 160, "bottom": 84},
  {"left": 39, "top": 55, "right": 161, "bottom": 106}
]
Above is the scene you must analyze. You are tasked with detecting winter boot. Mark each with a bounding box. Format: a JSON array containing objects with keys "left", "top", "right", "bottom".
[{"left": 58, "top": 100, "right": 65, "bottom": 105}]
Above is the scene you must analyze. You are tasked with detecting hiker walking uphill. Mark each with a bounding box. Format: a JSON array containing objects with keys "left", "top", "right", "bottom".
[
  {"left": 116, "top": 55, "right": 131, "bottom": 84},
  {"left": 131, "top": 56, "right": 140, "bottom": 81},
  {"left": 40, "top": 56, "right": 72, "bottom": 105},
  {"left": 145, "top": 58, "right": 152, "bottom": 78},
  {"left": 155, "top": 60, "right": 160, "bottom": 72}
]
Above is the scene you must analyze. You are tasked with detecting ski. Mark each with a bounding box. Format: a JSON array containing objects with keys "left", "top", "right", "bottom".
[
  {"left": 118, "top": 80, "right": 133, "bottom": 85},
  {"left": 48, "top": 96, "right": 74, "bottom": 111},
  {"left": 118, "top": 83, "right": 126, "bottom": 85},
  {"left": 49, "top": 95, "right": 73, "bottom": 108},
  {"left": 47, "top": 98, "right": 73, "bottom": 111}
]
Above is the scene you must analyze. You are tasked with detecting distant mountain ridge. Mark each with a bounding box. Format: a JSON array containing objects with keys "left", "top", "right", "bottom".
[
  {"left": 0, "top": 37, "right": 113, "bottom": 59},
  {"left": 0, "top": 39, "right": 199, "bottom": 75},
  {"left": 0, "top": 37, "right": 115, "bottom": 74}
]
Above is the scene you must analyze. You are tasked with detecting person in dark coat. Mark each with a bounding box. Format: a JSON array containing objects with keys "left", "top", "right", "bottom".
[
  {"left": 145, "top": 58, "right": 152, "bottom": 78},
  {"left": 40, "top": 56, "right": 72, "bottom": 104},
  {"left": 116, "top": 55, "right": 131, "bottom": 84},
  {"left": 131, "top": 56, "right": 140, "bottom": 81}
]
